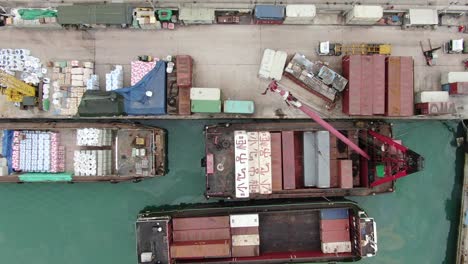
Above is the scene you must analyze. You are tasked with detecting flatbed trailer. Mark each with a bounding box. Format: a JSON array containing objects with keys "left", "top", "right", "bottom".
[
  {"left": 0, "top": 121, "right": 167, "bottom": 183},
  {"left": 136, "top": 199, "right": 377, "bottom": 264}
]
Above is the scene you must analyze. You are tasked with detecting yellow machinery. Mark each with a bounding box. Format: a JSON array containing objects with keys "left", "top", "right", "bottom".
[
  {"left": 0, "top": 70, "right": 36, "bottom": 103},
  {"left": 336, "top": 44, "right": 392, "bottom": 55}
]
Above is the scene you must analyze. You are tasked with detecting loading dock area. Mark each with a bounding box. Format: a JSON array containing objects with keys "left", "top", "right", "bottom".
[{"left": 1, "top": 24, "right": 468, "bottom": 119}]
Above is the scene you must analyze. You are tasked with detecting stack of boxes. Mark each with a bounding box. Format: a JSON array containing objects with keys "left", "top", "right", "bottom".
[
  {"left": 51, "top": 60, "right": 94, "bottom": 115},
  {"left": 133, "top": 8, "right": 160, "bottom": 29},
  {"left": 105, "top": 65, "right": 124, "bottom": 91},
  {"left": 0, "top": 48, "right": 46, "bottom": 85},
  {"left": 73, "top": 150, "right": 111, "bottom": 176},
  {"left": 11, "top": 130, "right": 65, "bottom": 173},
  {"left": 170, "top": 214, "right": 261, "bottom": 259},
  {"left": 320, "top": 209, "right": 352, "bottom": 254},
  {"left": 190, "top": 88, "right": 222, "bottom": 113},
  {"left": 76, "top": 128, "right": 112, "bottom": 147}
]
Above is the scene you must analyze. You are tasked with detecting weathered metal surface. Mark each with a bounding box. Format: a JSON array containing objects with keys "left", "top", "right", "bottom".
[
  {"left": 176, "top": 55, "right": 193, "bottom": 89},
  {"left": 172, "top": 216, "right": 229, "bottom": 230},
  {"left": 0, "top": 121, "right": 167, "bottom": 183},
  {"left": 204, "top": 121, "right": 394, "bottom": 200}
]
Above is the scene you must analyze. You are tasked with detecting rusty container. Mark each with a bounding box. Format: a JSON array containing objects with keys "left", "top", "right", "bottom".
[
  {"left": 342, "top": 55, "right": 361, "bottom": 115},
  {"left": 399, "top": 56, "right": 414, "bottom": 116},
  {"left": 176, "top": 55, "right": 193, "bottom": 89},
  {"left": 281, "top": 131, "right": 303, "bottom": 189},
  {"left": 386, "top": 56, "right": 401, "bottom": 116},
  {"left": 338, "top": 160, "right": 353, "bottom": 189},
  {"left": 172, "top": 216, "right": 229, "bottom": 230},
  {"left": 173, "top": 228, "right": 231, "bottom": 242},
  {"left": 178, "top": 88, "right": 191, "bottom": 115},
  {"left": 170, "top": 239, "right": 231, "bottom": 259},
  {"left": 270, "top": 132, "right": 283, "bottom": 191}
]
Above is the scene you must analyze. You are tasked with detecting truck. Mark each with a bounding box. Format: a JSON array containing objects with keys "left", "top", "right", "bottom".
[{"left": 318, "top": 41, "right": 392, "bottom": 56}]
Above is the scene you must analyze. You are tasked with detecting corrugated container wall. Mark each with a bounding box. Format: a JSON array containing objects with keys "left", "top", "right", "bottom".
[
  {"left": 342, "top": 55, "right": 385, "bottom": 115},
  {"left": 385, "top": 56, "right": 414, "bottom": 116},
  {"left": 345, "top": 5, "right": 383, "bottom": 25},
  {"left": 284, "top": 5, "right": 316, "bottom": 24},
  {"left": 254, "top": 5, "right": 285, "bottom": 24},
  {"left": 408, "top": 9, "right": 438, "bottom": 25}
]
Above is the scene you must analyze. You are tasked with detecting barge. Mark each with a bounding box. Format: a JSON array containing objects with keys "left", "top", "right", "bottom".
[
  {"left": 136, "top": 199, "right": 377, "bottom": 263},
  {"left": 204, "top": 121, "right": 423, "bottom": 199},
  {"left": 0, "top": 122, "right": 166, "bottom": 183}
]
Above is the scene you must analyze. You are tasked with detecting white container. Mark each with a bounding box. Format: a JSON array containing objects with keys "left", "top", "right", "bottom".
[
  {"left": 408, "top": 9, "right": 438, "bottom": 25},
  {"left": 322, "top": 241, "right": 352, "bottom": 254},
  {"left": 284, "top": 5, "right": 316, "bottom": 24},
  {"left": 258, "top": 49, "right": 276, "bottom": 79},
  {"left": 441, "top": 72, "right": 468, "bottom": 85},
  {"left": 234, "top": 130, "right": 249, "bottom": 198},
  {"left": 230, "top": 214, "right": 259, "bottom": 228},
  {"left": 190, "top": 88, "right": 221, "bottom": 100},
  {"left": 258, "top": 131, "right": 272, "bottom": 194},
  {"left": 346, "top": 5, "right": 383, "bottom": 25},
  {"left": 414, "top": 91, "right": 449, "bottom": 103},
  {"left": 247, "top": 132, "right": 260, "bottom": 194},
  {"left": 270, "top": 51, "right": 287, "bottom": 81},
  {"left": 179, "top": 8, "right": 215, "bottom": 24}
]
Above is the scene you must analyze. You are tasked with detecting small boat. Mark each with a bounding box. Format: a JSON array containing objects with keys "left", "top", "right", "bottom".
[
  {"left": 136, "top": 199, "right": 378, "bottom": 263},
  {"left": 204, "top": 121, "right": 424, "bottom": 199},
  {"left": 0, "top": 121, "right": 167, "bottom": 183}
]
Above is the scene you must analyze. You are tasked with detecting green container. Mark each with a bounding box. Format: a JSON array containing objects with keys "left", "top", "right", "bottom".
[
  {"left": 157, "top": 9, "right": 173, "bottom": 21},
  {"left": 19, "top": 173, "right": 73, "bottom": 182},
  {"left": 223, "top": 100, "right": 255, "bottom": 114},
  {"left": 191, "top": 100, "right": 221, "bottom": 113}
]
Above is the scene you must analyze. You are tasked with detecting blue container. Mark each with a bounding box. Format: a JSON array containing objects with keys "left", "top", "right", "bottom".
[
  {"left": 254, "top": 5, "right": 285, "bottom": 20},
  {"left": 320, "top": 208, "right": 349, "bottom": 220},
  {"left": 441, "top": 83, "right": 450, "bottom": 92}
]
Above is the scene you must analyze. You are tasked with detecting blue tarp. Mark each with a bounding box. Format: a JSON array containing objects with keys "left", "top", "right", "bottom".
[
  {"left": 2, "top": 130, "right": 13, "bottom": 174},
  {"left": 115, "top": 61, "right": 167, "bottom": 115},
  {"left": 254, "top": 5, "right": 285, "bottom": 20}
]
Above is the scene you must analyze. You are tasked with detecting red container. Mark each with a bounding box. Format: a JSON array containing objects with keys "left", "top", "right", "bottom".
[
  {"left": 372, "top": 55, "right": 386, "bottom": 115},
  {"left": 338, "top": 160, "right": 353, "bottom": 189},
  {"left": 415, "top": 102, "right": 456, "bottom": 115},
  {"left": 320, "top": 219, "right": 350, "bottom": 231},
  {"left": 342, "top": 55, "right": 386, "bottom": 116},
  {"left": 176, "top": 55, "right": 193, "bottom": 89},
  {"left": 173, "top": 228, "right": 231, "bottom": 242},
  {"left": 172, "top": 216, "right": 229, "bottom": 231},
  {"left": 386, "top": 56, "right": 401, "bottom": 116},
  {"left": 342, "top": 55, "right": 361, "bottom": 115},
  {"left": 232, "top": 245, "right": 260, "bottom": 257},
  {"left": 231, "top": 226, "right": 259, "bottom": 236},
  {"left": 254, "top": 19, "right": 283, "bottom": 25},
  {"left": 321, "top": 230, "right": 351, "bottom": 243},
  {"left": 270, "top": 132, "right": 283, "bottom": 191},
  {"left": 170, "top": 239, "right": 231, "bottom": 259},
  {"left": 399, "top": 56, "right": 414, "bottom": 116},
  {"left": 281, "top": 131, "right": 303, "bottom": 190},
  {"left": 449, "top": 82, "right": 468, "bottom": 95},
  {"left": 178, "top": 87, "right": 191, "bottom": 115}
]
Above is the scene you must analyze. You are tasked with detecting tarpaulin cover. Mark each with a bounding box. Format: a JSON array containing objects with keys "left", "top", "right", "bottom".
[
  {"left": 18, "top": 9, "right": 57, "bottom": 20},
  {"left": 19, "top": 173, "right": 73, "bottom": 182},
  {"left": 2, "top": 130, "right": 13, "bottom": 174},
  {"left": 115, "top": 60, "right": 167, "bottom": 115}
]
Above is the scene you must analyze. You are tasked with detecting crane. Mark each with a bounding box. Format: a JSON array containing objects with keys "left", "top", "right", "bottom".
[
  {"left": 265, "top": 80, "right": 424, "bottom": 187},
  {"left": 0, "top": 69, "right": 36, "bottom": 103}
]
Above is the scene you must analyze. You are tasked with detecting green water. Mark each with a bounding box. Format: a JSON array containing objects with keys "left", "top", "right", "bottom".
[{"left": 0, "top": 120, "right": 461, "bottom": 264}]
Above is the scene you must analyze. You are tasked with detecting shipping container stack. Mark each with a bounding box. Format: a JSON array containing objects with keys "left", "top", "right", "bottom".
[
  {"left": 235, "top": 129, "right": 355, "bottom": 198},
  {"left": 414, "top": 91, "right": 455, "bottom": 115},
  {"left": 342, "top": 55, "right": 414, "bottom": 117},
  {"left": 175, "top": 55, "right": 193, "bottom": 115},
  {"left": 190, "top": 87, "right": 222, "bottom": 113},
  {"left": 320, "top": 209, "right": 352, "bottom": 254},
  {"left": 170, "top": 214, "right": 260, "bottom": 259}
]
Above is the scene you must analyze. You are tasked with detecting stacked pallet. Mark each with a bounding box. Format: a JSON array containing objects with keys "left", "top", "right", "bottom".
[
  {"left": 170, "top": 214, "right": 261, "bottom": 259},
  {"left": 11, "top": 130, "right": 65, "bottom": 173},
  {"left": 51, "top": 60, "right": 94, "bottom": 115},
  {"left": 73, "top": 150, "right": 112, "bottom": 176},
  {"left": 320, "top": 209, "right": 352, "bottom": 254},
  {"left": 76, "top": 128, "right": 112, "bottom": 147}
]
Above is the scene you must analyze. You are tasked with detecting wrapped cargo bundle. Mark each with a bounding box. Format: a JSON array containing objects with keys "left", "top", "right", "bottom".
[{"left": 105, "top": 65, "right": 124, "bottom": 91}]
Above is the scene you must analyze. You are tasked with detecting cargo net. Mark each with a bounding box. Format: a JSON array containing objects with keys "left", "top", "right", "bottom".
[{"left": 11, "top": 130, "right": 65, "bottom": 173}]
